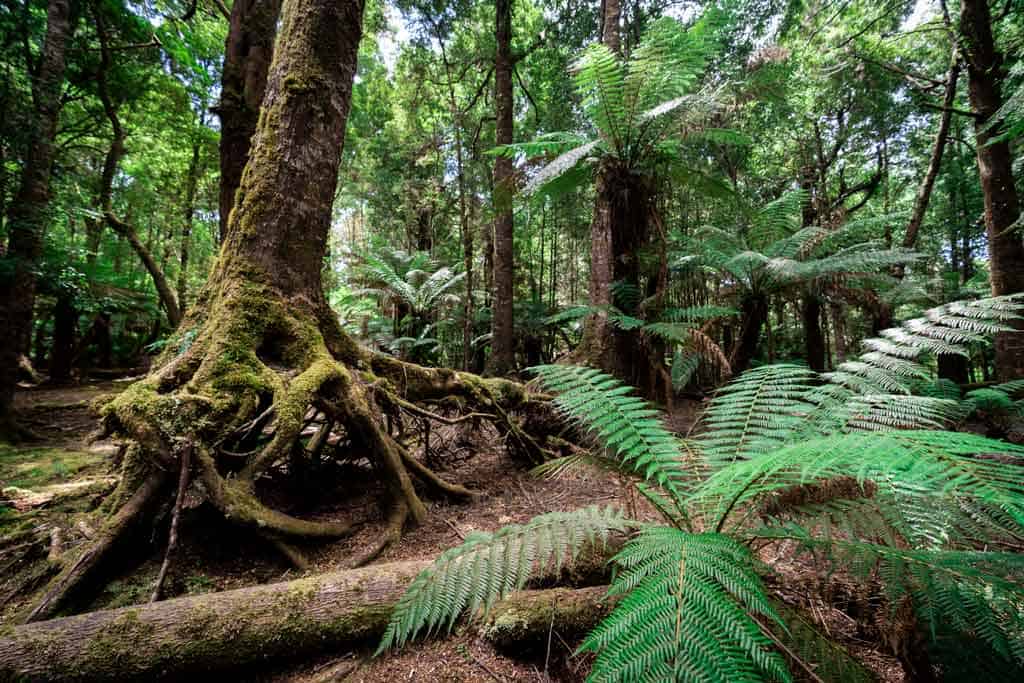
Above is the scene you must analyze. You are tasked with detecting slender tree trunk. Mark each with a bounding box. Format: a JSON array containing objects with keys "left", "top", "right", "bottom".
[
  {"left": 601, "top": 0, "right": 621, "bottom": 55},
  {"left": 0, "top": 0, "right": 74, "bottom": 428},
  {"left": 802, "top": 295, "right": 826, "bottom": 372},
  {"left": 49, "top": 291, "right": 77, "bottom": 384},
  {"left": 178, "top": 141, "right": 200, "bottom": 312},
  {"left": 960, "top": 0, "right": 1024, "bottom": 379},
  {"left": 831, "top": 302, "right": 847, "bottom": 364},
  {"left": 217, "top": 0, "right": 282, "bottom": 242},
  {"left": 487, "top": 0, "right": 516, "bottom": 376},
  {"left": 93, "top": 11, "right": 181, "bottom": 328},
  {"left": 901, "top": 52, "right": 959, "bottom": 253},
  {"left": 731, "top": 293, "right": 767, "bottom": 374}
]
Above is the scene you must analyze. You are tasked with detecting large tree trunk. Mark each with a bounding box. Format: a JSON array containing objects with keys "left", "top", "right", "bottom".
[
  {"left": 24, "top": 0, "right": 546, "bottom": 623},
  {"left": 959, "top": 0, "right": 1024, "bottom": 380},
  {"left": 217, "top": 0, "right": 282, "bottom": 242},
  {"left": 0, "top": 0, "right": 74, "bottom": 429},
  {"left": 0, "top": 555, "right": 615, "bottom": 681},
  {"left": 486, "top": 0, "right": 516, "bottom": 376},
  {"left": 575, "top": 168, "right": 667, "bottom": 398}
]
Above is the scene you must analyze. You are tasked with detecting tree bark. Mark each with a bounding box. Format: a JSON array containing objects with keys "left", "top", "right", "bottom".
[
  {"left": 0, "top": 0, "right": 74, "bottom": 426},
  {"left": 802, "top": 295, "right": 826, "bottom": 372},
  {"left": 217, "top": 0, "right": 282, "bottom": 242},
  {"left": 486, "top": 0, "right": 516, "bottom": 377},
  {"left": 177, "top": 141, "right": 200, "bottom": 312},
  {"left": 48, "top": 291, "right": 77, "bottom": 384},
  {"left": 601, "top": 0, "right": 621, "bottom": 55},
  {"left": 730, "top": 294, "right": 768, "bottom": 375},
  {"left": 959, "top": 0, "right": 1024, "bottom": 379},
  {"left": 0, "top": 555, "right": 616, "bottom": 681}
]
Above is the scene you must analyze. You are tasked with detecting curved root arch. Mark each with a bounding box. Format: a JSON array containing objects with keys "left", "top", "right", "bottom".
[{"left": 24, "top": 284, "right": 551, "bottom": 622}]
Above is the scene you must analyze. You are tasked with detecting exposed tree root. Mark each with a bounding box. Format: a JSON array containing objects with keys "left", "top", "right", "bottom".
[
  {"left": 24, "top": 469, "right": 167, "bottom": 623},
  {"left": 352, "top": 501, "right": 409, "bottom": 568},
  {"left": 18, "top": 284, "right": 559, "bottom": 619},
  {"left": 150, "top": 445, "right": 192, "bottom": 602}
]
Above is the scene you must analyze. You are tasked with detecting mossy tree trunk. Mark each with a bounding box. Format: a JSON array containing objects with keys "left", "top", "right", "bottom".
[
  {"left": 1, "top": 554, "right": 617, "bottom": 681},
  {"left": 24, "top": 0, "right": 548, "bottom": 623},
  {"left": 217, "top": 0, "right": 281, "bottom": 242}
]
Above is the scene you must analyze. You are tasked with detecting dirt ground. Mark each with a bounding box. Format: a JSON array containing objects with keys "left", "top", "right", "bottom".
[{"left": 0, "top": 379, "right": 904, "bottom": 682}]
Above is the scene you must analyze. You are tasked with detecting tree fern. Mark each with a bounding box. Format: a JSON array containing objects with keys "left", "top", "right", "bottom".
[
  {"left": 378, "top": 298, "right": 1024, "bottom": 679},
  {"left": 376, "top": 506, "right": 631, "bottom": 652}
]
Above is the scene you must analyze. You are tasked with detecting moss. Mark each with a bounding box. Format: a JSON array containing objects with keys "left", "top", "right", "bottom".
[
  {"left": 84, "top": 609, "right": 156, "bottom": 666},
  {"left": 0, "top": 444, "right": 104, "bottom": 490}
]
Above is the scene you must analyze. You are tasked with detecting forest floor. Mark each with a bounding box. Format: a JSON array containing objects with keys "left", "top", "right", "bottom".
[{"left": 0, "top": 379, "right": 905, "bottom": 682}]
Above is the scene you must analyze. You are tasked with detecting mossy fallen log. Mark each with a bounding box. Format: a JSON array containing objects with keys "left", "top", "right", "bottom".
[
  {"left": 0, "top": 545, "right": 619, "bottom": 681},
  {"left": 480, "top": 584, "right": 616, "bottom": 651}
]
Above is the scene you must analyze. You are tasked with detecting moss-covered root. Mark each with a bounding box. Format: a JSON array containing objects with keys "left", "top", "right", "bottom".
[
  {"left": 479, "top": 585, "right": 616, "bottom": 652},
  {"left": 22, "top": 469, "right": 167, "bottom": 624}
]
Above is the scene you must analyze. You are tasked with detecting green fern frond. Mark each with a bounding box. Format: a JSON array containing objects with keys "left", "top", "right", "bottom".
[
  {"left": 376, "top": 506, "right": 631, "bottom": 652},
  {"left": 580, "top": 527, "right": 791, "bottom": 683},
  {"left": 523, "top": 139, "right": 602, "bottom": 195},
  {"left": 662, "top": 305, "right": 738, "bottom": 322},
  {"left": 530, "top": 365, "right": 692, "bottom": 511},
  {"left": 693, "top": 431, "right": 1024, "bottom": 534},
  {"left": 696, "top": 364, "right": 818, "bottom": 463}
]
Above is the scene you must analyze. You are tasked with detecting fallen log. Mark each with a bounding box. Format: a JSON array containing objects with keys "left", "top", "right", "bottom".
[
  {"left": 0, "top": 545, "right": 619, "bottom": 681},
  {"left": 480, "top": 584, "right": 616, "bottom": 651}
]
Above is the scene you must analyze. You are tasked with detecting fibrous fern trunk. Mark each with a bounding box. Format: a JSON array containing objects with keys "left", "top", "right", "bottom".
[
  {"left": 23, "top": 0, "right": 541, "bottom": 623},
  {"left": 575, "top": 167, "right": 669, "bottom": 400}
]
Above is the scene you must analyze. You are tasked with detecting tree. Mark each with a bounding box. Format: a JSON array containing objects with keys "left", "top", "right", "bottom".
[
  {"left": 0, "top": 0, "right": 75, "bottom": 433},
  {"left": 958, "top": 0, "right": 1024, "bottom": 380},
  {"left": 216, "top": 0, "right": 281, "bottom": 242},
  {"left": 486, "top": 0, "right": 516, "bottom": 376},
  {"left": 498, "top": 13, "right": 722, "bottom": 397},
  {"left": 24, "top": 0, "right": 543, "bottom": 622}
]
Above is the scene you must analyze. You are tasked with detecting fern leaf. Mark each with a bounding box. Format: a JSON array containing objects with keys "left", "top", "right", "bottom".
[
  {"left": 377, "top": 506, "right": 631, "bottom": 652},
  {"left": 580, "top": 527, "right": 791, "bottom": 682}
]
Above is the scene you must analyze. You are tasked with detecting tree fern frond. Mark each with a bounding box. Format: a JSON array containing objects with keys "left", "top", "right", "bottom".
[
  {"left": 693, "top": 431, "right": 1024, "bottom": 534},
  {"left": 580, "top": 527, "right": 791, "bottom": 683},
  {"left": 523, "top": 139, "right": 601, "bottom": 195},
  {"left": 377, "top": 506, "right": 631, "bottom": 652},
  {"left": 530, "top": 365, "right": 692, "bottom": 512},
  {"left": 696, "top": 364, "right": 818, "bottom": 463}
]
